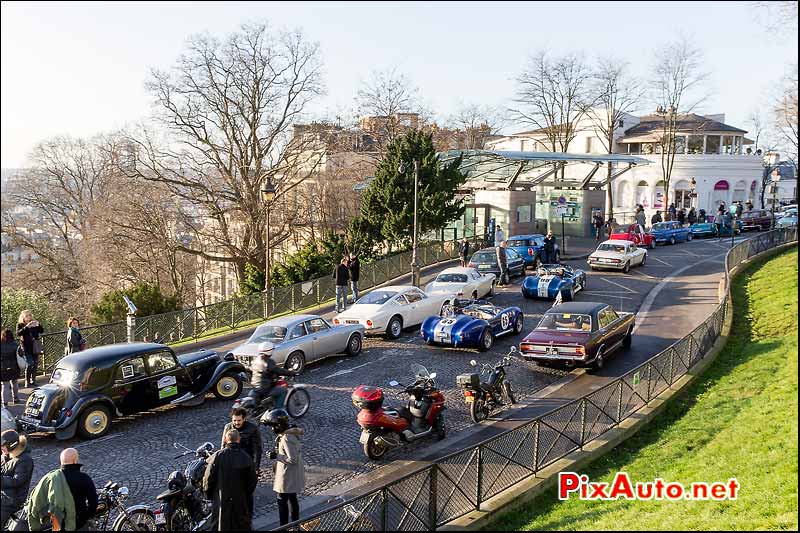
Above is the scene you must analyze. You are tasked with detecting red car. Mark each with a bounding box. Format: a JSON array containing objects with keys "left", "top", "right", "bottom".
[
  {"left": 739, "top": 209, "right": 774, "bottom": 232},
  {"left": 519, "top": 302, "right": 635, "bottom": 370},
  {"left": 609, "top": 224, "right": 656, "bottom": 249}
]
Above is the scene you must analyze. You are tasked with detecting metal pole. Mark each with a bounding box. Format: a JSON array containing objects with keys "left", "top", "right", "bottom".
[
  {"left": 126, "top": 313, "right": 136, "bottom": 343},
  {"left": 265, "top": 202, "right": 271, "bottom": 316},
  {"left": 411, "top": 159, "right": 421, "bottom": 287},
  {"left": 561, "top": 213, "right": 566, "bottom": 256}
]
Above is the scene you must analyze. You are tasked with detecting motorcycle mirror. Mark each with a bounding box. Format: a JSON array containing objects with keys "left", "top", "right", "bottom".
[
  {"left": 430, "top": 372, "right": 437, "bottom": 379},
  {"left": 389, "top": 380, "right": 399, "bottom": 387},
  {"left": 509, "top": 346, "right": 517, "bottom": 353},
  {"left": 470, "top": 360, "right": 477, "bottom": 367},
  {"left": 118, "top": 486, "right": 129, "bottom": 497}
]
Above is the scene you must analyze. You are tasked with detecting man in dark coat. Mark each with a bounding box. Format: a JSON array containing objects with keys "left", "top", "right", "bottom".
[
  {"left": 60, "top": 448, "right": 98, "bottom": 530},
  {"left": 687, "top": 207, "right": 697, "bottom": 225},
  {"left": 221, "top": 407, "right": 263, "bottom": 473},
  {"left": 332, "top": 257, "right": 350, "bottom": 313},
  {"left": 543, "top": 230, "right": 557, "bottom": 264},
  {"left": 592, "top": 213, "right": 604, "bottom": 241},
  {"left": 495, "top": 242, "right": 508, "bottom": 285},
  {"left": 459, "top": 238, "right": 470, "bottom": 267},
  {"left": 348, "top": 254, "right": 360, "bottom": 304},
  {"left": 203, "top": 429, "right": 258, "bottom": 531},
  {"left": 1, "top": 430, "right": 34, "bottom": 528}
]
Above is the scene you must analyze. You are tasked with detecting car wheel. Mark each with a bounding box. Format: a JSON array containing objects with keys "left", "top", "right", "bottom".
[
  {"left": 478, "top": 328, "right": 494, "bottom": 352},
  {"left": 78, "top": 404, "right": 112, "bottom": 439},
  {"left": 623, "top": 328, "right": 633, "bottom": 349},
  {"left": 623, "top": 261, "right": 630, "bottom": 273},
  {"left": 513, "top": 314, "right": 524, "bottom": 335},
  {"left": 386, "top": 315, "right": 403, "bottom": 339},
  {"left": 591, "top": 349, "right": 605, "bottom": 372},
  {"left": 669, "top": 235, "right": 676, "bottom": 245},
  {"left": 285, "top": 351, "right": 306, "bottom": 374},
  {"left": 687, "top": 232, "right": 693, "bottom": 241},
  {"left": 641, "top": 254, "right": 647, "bottom": 266},
  {"left": 649, "top": 240, "right": 656, "bottom": 250},
  {"left": 346, "top": 333, "right": 362, "bottom": 356},
  {"left": 488, "top": 280, "right": 496, "bottom": 297},
  {"left": 286, "top": 388, "right": 311, "bottom": 418},
  {"left": 472, "top": 290, "right": 478, "bottom": 300},
  {"left": 213, "top": 373, "right": 242, "bottom": 400}
]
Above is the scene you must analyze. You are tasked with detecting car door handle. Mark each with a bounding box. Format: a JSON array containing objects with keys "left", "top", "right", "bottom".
[{"left": 313, "top": 336, "right": 318, "bottom": 340}]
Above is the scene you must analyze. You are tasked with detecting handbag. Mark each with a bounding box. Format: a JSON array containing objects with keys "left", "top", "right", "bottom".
[
  {"left": 16, "top": 344, "right": 28, "bottom": 371},
  {"left": 32, "top": 337, "right": 44, "bottom": 355}
]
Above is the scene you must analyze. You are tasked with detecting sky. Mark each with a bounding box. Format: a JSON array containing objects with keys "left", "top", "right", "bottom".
[{"left": 1, "top": 0, "right": 797, "bottom": 168}]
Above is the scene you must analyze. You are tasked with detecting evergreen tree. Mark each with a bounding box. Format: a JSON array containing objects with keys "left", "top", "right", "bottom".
[{"left": 91, "top": 283, "right": 180, "bottom": 323}]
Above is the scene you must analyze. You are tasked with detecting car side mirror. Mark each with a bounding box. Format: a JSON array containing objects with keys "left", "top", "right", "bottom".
[
  {"left": 470, "top": 360, "right": 477, "bottom": 367},
  {"left": 389, "top": 380, "right": 399, "bottom": 387},
  {"left": 429, "top": 373, "right": 437, "bottom": 379}
]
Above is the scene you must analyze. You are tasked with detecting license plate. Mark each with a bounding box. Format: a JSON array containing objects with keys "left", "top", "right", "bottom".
[
  {"left": 464, "top": 396, "right": 474, "bottom": 403},
  {"left": 436, "top": 333, "right": 450, "bottom": 341},
  {"left": 478, "top": 264, "right": 490, "bottom": 269},
  {"left": 154, "top": 511, "right": 166, "bottom": 525},
  {"left": 345, "top": 320, "right": 360, "bottom": 325},
  {"left": 25, "top": 407, "right": 39, "bottom": 417}
]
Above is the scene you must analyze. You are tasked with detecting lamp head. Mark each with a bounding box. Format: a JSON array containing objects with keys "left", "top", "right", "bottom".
[
  {"left": 261, "top": 181, "right": 276, "bottom": 203},
  {"left": 398, "top": 161, "right": 406, "bottom": 174}
]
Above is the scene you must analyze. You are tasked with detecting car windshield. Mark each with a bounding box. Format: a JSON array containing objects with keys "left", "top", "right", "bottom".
[
  {"left": 249, "top": 325, "right": 287, "bottom": 343},
  {"left": 473, "top": 252, "right": 496, "bottom": 263},
  {"left": 435, "top": 273, "right": 468, "bottom": 283},
  {"left": 356, "top": 290, "right": 397, "bottom": 305},
  {"left": 652, "top": 223, "right": 671, "bottom": 230},
  {"left": 506, "top": 239, "right": 530, "bottom": 247},
  {"left": 598, "top": 243, "right": 626, "bottom": 253},
  {"left": 51, "top": 368, "right": 81, "bottom": 386},
  {"left": 612, "top": 228, "right": 630, "bottom": 234},
  {"left": 537, "top": 313, "right": 592, "bottom": 332},
  {"left": 411, "top": 363, "right": 430, "bottom": 379}
]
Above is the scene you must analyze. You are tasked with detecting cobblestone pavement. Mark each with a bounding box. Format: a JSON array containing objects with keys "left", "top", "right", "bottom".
[{"left": 15, "top": 238, "right": 739, "bottom": 521}]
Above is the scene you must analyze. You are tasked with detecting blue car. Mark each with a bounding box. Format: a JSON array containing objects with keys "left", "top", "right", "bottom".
[
  {"left": 420, "top": 299, "right": 524, "bottom": 351},
  {"left": 650, "top": 222, "right": 693, "bottom": 244},
  {"left": 690, "top": 220, "right": 742, "bottom": 238},
  {"left": 505, "top": 234, "right": 560, "bottom": 267},
  {"left": 521, "top": 264, "right": 587, "bottom": 301}
]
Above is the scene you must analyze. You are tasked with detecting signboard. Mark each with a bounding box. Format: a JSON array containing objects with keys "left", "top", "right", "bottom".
[
  {"left": 555, "top": 205, "right": 568, "bottom": 217},
  {"left": 557, "top": 195, "right": 567, "bottom": 205}
]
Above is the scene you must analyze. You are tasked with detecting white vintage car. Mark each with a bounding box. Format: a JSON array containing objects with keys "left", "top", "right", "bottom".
[
  {"left": 332, "top": 285, "right": 455, "bottom": 339},
  {"left": 424, "top": 267, "right": 496, "bottom": 299},
  {"left": 587, "top": 240, "right": 647, "bottom": 272}
]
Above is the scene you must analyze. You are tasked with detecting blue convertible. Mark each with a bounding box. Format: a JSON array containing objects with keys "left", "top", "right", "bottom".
[
  {"left": 420, "top": 299, "right": 524, "bottom": 351},
  {"left": 650, "top": 222, "right": 692, "bottom": 244},
  {"left": 521, "top": 264, "right": 587, "bottom": 301}
]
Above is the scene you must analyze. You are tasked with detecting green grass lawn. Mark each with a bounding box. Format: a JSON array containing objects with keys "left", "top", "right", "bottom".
[{"left": 489, "top": 248, "right": 798, "bottom": 531}]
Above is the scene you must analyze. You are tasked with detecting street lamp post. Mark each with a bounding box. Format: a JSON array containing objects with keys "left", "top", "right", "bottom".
[
  {"left": 398, "top": 159, "right": 421, "bottom": 287},
  {"left": 261, "top": 179, "right": 277, "bottom": 315},
  {"left": 770, "top": 170, "right": 781, "bottom": 230}
]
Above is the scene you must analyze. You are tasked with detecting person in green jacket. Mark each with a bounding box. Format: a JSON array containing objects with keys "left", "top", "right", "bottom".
[{"left": 25, "top": 466, "right": 76, "bottom": 531}]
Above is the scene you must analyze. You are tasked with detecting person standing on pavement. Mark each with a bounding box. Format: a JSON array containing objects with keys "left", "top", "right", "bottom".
[
  {"left": 16, "top": 310, "right": 44, "bottom": 388},
  {"left": 59, "top": 448, "right": 98, "bottom": 531},
  {"left": 1, "top": 430, "right": 34, "bottom": 530},
  {"left": 651, "top": 211, "right": 662, "bottom": 225},
  {"left": 459, "top": 238, "right": 470, "bottom": 267},
  {"left": 677, "top": 208, "right": 686, "bottom": 226},
  {"left": 332, "top": 257, "right": 350, "bottom": 314},
  {"left": 592, "top": 213, "right": 604, "bottom": 241},
  {"left": 1, "top": 329, "right": 21, "bottom": 407},
  {"left": 543, "top": 230, "right": 557, "bottom": 264},
  {"left": 635, "top": 207, "right": 646, "bottom": 232},
  {"left": 64, "top": 317, "right": 86, "bottom": 356},
  {"left": 668, "top": 203, "right": 677, "bottom": 221},
  {"left": 605, "top": 217, "right": 616, "bottom": 239},
  {"left": 348, "top": 254, "right": 360, "bottom": 304},
  {"left": 263, "top": 409, "right": 305, "bottom": 527},
  {"left": 687, "top": 207, "right": 697, "bottom": 226},
  {"left": 221, "top": 407, "right": 263, "bottom": 474},
  {"left": 495, "top": 241, "right": 508, "bottom": 285},
  {"left": 494, "top": 225, "right": 504, "bottom": 246},
  {"left": 203, "top": 429, "right": 257, "bottom": 531}
]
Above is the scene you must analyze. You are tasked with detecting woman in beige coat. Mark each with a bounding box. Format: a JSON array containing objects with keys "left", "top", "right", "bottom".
[{"left": 265, "top": 409, "right": 305, "bottom": 526}]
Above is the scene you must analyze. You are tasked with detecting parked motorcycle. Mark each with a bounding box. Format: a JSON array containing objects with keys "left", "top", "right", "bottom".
[
  {"left": 352, "top": 363, "right": 446, "bottom": 460},
  {"left": 130, "top": 442, "right": 216, "bottom": 531},
  {"left": 457, "top": 347, "right": 518, "bottom": 423},
  {"left": 5, "top": 481, "right": 148, "bottom": 531},
  {"left": 232, "top": 376, "right": 311, "bottom": 420}
]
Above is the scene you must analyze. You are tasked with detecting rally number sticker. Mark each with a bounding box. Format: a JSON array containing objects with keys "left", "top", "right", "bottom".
[{"left": 500, "top": 312, "right": 512, "bottom": 330}]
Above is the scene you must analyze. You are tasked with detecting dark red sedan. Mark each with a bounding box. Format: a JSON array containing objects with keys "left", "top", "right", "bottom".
[
  {"left": 740, "top": 209, "right": 774, "bottom": 231},
  {"left": 519, "top": 302, "right": 635, "bottom": 370}
]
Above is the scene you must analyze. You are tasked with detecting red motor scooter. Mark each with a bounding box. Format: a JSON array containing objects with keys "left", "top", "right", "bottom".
[{"left": 352, "top": 364, "right": 447, "bottom": 460}]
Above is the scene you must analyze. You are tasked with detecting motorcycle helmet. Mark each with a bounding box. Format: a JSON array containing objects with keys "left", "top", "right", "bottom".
[
  {"left": 260, "top": 408, "right": 290, "bottom": 433},
  {"left": 1, "top": 430, "right": 20, "bottom": 451},
  {"left": 167, "top": 470, "right": 187, "bottom": 492}
]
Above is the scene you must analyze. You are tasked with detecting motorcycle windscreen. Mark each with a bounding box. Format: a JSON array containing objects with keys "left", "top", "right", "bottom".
[{"left": 411, "top": 363, "right": 430, "bottom": 379}]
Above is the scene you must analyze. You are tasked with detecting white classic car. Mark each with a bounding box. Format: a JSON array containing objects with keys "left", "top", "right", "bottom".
[
  {"left": 332, "top": 285, "right": 456, "bottom": 339},
  {"left": 587, "top": 240, "right": 647, "bottom": 272},
  {"left": 424, "top": 267, "right": 496, "bottom": 299}
]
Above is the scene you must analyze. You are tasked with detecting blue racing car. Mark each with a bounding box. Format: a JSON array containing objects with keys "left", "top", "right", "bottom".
[
  {"left": 521, "top": 264, "right": 587, "bottom": 301},
  {"left": 420, "top": 299, "right": 524, "bottom": 351}
]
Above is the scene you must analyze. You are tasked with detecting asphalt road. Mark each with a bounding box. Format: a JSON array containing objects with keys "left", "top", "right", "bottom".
[{"left": 13, "top": 235, "right": 745, "bottom": 525}]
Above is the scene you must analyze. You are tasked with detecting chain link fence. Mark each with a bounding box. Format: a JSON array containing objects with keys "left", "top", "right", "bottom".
[
  {"left": 273, "top": 227, "right": 797, "bottom": 531},
  {"left": 34, "top": 236, "right": 485, "bottom": 375}
]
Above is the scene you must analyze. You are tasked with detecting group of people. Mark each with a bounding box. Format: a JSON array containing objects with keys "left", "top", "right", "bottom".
[
  {"left": 1, "top": 312, "right": 87, "bottom": 407},
  {"left": 0, "top": 406, "right": 306, "bottom": 531},
  {"left": 332, "top": 253, "right": 360, "bottom": 314}
]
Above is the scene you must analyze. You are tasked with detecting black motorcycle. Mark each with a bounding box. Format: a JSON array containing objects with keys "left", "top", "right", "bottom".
[
  {"left": 6, "top": 481, "right": 148, "bottom": 531},
  {"left": 134, "top": 442, "right": 216, "bottom": 531},
  {"left": 457, "top": 347, "right": 517, "bottom": 423},
  {"left": 232, "top": 376, "right": 311, "bottom": 420}
]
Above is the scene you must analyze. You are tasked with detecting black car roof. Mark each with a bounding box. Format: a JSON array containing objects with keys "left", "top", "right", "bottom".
[
  {"left": 545, "top": 302, "right": 608, "bottom": 315},
  {"left": 57, "top": 342, "right": 170, "bottom": 369}
]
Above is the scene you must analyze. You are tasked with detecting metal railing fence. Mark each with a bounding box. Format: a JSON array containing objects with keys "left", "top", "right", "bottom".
[
  {"left": 35, "top": 236, "right": 485, "bottom": 374},
  {"left": 273, "top": 227, "right": 797, "bottom": 531}
]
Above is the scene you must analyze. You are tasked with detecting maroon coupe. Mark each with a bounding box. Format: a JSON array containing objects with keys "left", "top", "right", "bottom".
[{"left": 519, "top": 302, "right": 634, "bottom": 370}]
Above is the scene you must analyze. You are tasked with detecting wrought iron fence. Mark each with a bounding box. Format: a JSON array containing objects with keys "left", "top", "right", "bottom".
[
  {"left": 273, "top": 227, "right": 797, "bottom": 531},
  {"left": 35, "top": 236, "right": 485, "bottom": 374}
]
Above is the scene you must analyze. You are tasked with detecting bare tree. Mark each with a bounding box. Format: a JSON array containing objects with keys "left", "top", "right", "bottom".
[
  {"left": 751, "top": 1, "right": 798, "bottom": 38},
  {"left": 510, "top": 51, "right": 596, "bottom": 178},
  {"left": 651, "top": 36, "right": 708, "bottom": 216},
  {"left": 355, "top": 67, "right": 423, "bottom": 151},
  {"left": 747, "top": 109, "right": 768, "bottom": 153},
  {"left": 446, "top": 103, "right": 507, "bottom": 150},
  {"left": 773, "top": 66, "right": 798, "bottom": 166},
  {"left": 126, "top": 22, "right": 326, "bottom": 281},
  {"left": 589, "top": 58, "right": 644, "bottom": 219}
]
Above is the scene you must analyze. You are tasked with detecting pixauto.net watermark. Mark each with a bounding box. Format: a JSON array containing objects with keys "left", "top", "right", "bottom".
[{"left": 558, "top": 472, "right": 740, "bottom": 501}]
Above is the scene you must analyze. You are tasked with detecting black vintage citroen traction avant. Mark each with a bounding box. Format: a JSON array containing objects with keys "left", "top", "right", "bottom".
[{"left": 17, "top": 343, "right": 247, "bottom": 440}]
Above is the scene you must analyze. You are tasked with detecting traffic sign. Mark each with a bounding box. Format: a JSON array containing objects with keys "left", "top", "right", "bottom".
[{"left": 555, "top": 206, "right": 568, "bottom": 216}]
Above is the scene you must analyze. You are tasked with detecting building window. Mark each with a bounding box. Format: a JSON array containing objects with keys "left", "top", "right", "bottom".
[
  {"left": 687, "top": 135, "right": 704, "bottom": 154},
  {"left": 636, "top": 180, "right": 650, "bottom": 208},
  {"left": 627, "top": 143, "right": 641, "bottom": 154},
  {"left": 520, "top": 140, "right": 527, "bottom": 151},
  {"left": 673, "top": 180, "right": 691, "bottom": 210},
  {"left": 705, "top": 136, "right": 721, "bottom": 154},
  {"left": 585, "top": 137, "right": 592, "bottom": 153},
  {"left": 722, "top": 136, "right": 734, "bottom": 154},
  {"left": 654, "top": 180, "right": 666, "bottom": 209},
  {"left": 642, "top": 143, "right": 654, "bottom": 155},
  {"left": 711, "top": 180, "right": 730, "bottom": 211},
  {"left": 733, "top": 181, "right": 747, "bottom": 203},
  {"left": 617, "top": 181, "right": 633, "bottom": 208},
  {"left": 675, "top": 135, "right": 687, "bottom": 154}
]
